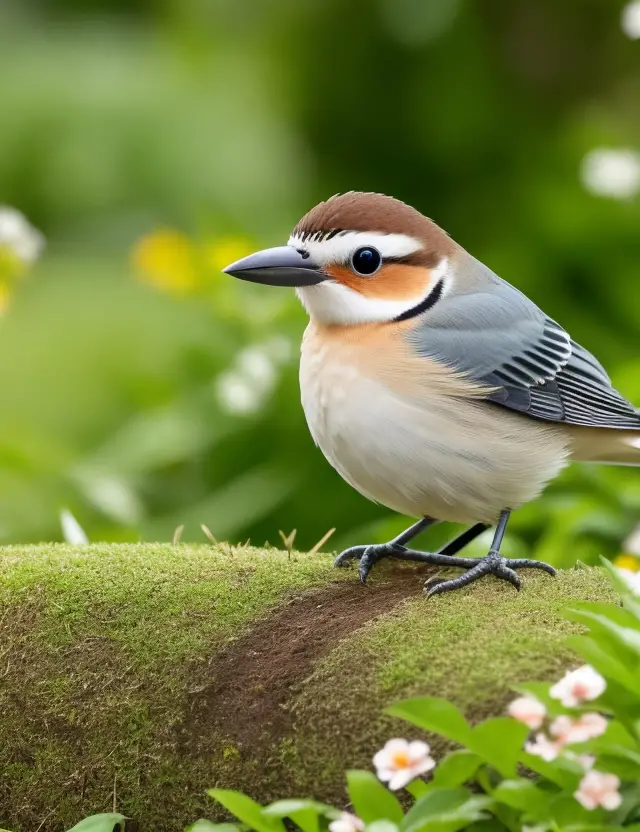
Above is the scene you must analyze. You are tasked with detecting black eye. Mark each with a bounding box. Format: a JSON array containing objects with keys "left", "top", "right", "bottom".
[{"left": 351, "top": 246, "right": 382, "bottom": 276}]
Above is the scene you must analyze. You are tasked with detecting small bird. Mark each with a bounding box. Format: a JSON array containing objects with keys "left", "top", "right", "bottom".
[{"left": 224, "top": 192, "right": 640, "bottom": 596}]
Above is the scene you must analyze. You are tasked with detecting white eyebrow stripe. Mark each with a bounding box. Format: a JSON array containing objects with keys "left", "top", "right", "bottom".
[{"left": 287, "top": 230, "right": 422, "bottom": 266}]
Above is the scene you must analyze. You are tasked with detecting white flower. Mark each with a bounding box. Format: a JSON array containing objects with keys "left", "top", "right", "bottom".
[
  {"left": 550, "top": 713, "right": 608, "bottom": 745},
  {"left": 550, "top": 666, "right": 606, "bottom": 707},
  {"left": 525, "top": 732, "right": 562, "bottom": 762},
  {"left": 580, "top": 148, "right": 640, "bottom": 199},
  {"left": 215, "top": 341, "right": 283, "bottom": 416},
  {"left": 617, "top": 566, "right": 640, "bottom": 595},
  {"left": 60, "top": 509, "right": 89, "bottom": 545},
  {"left": 329, "top": 813, "right": 364, "bottom": 832},
  {"left": 622, "top": 1, "right": 640, "bottom": 38},
  {"left": 264, "top": 335, "right": 292, "bottom": 364},
  {"left": 508, "top": 695, "right": 547, "bottom": 729},
  {"left": 236, "top": 346, "right": 277, "bottom": 390},
  {"left": 373, "top": 738, "right": 435, "bottom": 791},
  {"left": 574, "top": 770, "right": 622, "bottom": 811},
  {"left": 0, "top": 206, "right": 45, "bottom": 264},
  {"left": 215, "top": 371, "right": 263, "bottom": 415},
  {"left": 624, "top": 524, "right": 640, "bottom": 557}
]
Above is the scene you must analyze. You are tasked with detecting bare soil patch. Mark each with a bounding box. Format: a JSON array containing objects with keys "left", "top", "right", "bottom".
[{"left": 185, "top": 564, "right": 428, "bottom": 751}]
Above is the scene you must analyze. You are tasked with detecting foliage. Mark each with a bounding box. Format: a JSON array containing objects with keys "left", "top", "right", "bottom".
[{"left": 29, "top": 561, "right": 640, "bottom": 832}]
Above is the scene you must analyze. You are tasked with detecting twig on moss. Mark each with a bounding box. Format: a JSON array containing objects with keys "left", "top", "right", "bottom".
[
  {"left": 201, "top": 524, "right": 218, "bottom": 544},
  {"left": 309, "top": 527, "right": 336, "bottom": 555}
]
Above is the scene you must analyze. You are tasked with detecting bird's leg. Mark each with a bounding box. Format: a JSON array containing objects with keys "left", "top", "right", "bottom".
[
  {"left": 424, "top": 509, "right": 556, "bottom": 598},
  {"left": 334, "top": 519, "right": 489, "bottom": 584}
]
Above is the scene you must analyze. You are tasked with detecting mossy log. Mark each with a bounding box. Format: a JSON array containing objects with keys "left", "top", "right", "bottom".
[{"left": 0, "top": 544, "right": 616, "bottom": 831}]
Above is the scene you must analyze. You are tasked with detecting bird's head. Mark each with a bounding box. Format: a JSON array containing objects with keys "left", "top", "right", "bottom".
[{"left": 223, "top": 192, "right": 456, "bottom": 325}]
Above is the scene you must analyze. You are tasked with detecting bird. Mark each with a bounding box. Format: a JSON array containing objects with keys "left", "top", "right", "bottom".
[{"left": 223, "top": 191, "right": 640, "bottom": 597}]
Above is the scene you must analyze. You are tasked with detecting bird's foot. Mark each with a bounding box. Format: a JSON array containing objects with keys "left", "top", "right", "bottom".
[
  {"left": 334, "top": 541, "right": 408, "bottom": 584},
  {"left": 423, "top": 550, "right": 556, "bottom": 598},
  {"left": 334, "top": 541, "right": 491, "bottom": 584}
]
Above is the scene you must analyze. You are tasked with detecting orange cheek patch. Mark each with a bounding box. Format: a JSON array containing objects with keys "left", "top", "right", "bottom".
[{"left": 326, "top": 263, "right": 431, "bottom": 300}]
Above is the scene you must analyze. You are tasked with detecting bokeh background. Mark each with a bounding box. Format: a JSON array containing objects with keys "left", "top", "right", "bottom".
[{"left": 1, "top": 0, "right": 640, "bottom": 567}]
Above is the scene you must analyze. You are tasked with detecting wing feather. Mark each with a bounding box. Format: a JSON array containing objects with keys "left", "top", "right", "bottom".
[{"left": 405, "top": 259, "right": 640, "bottom": 430}]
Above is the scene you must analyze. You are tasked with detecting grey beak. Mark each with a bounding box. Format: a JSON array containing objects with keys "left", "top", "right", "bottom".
[{"left": 223, "top": 245, "right": 324, "bottom": 287}]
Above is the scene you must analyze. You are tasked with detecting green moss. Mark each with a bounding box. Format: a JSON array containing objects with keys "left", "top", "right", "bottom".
[
  {"left": 0, "top": 544, "right": 346, "bottom": 831},
  {"left": 0, "top": 543, "right": 346, "bottom": 662},
  {"left": 283, "top": 566, "right": 616, "bottom": 798},
  {"left": 0, "top": 545, "right": 617, "bottom": 831}
]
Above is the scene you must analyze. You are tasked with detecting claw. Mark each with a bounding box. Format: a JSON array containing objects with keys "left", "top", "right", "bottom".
[
  {"left": 334, "top": 545, "right": 367, "bottom": 568},
  {"left": 425, "top": 580, "right": 453, "bottom": 599},
  {"left": 358, "top": 544, "right": 394, "bottom": 583},
  {"left": 494, "top": 563, "right": 521, "bottom": 590},
  {"left": 508, "top": 558, "right": 556, "bottom": 577}
]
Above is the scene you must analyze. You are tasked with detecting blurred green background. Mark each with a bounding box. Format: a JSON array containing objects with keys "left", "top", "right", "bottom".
[{"left": 0, "top": 0, "right": 639, "bottom": 567}]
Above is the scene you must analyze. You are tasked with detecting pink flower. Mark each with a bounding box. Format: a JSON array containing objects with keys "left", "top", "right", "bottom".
[
  {"left": 574, "top": 770, "right": 622, "bottom": 811},
  {"left": 566, "top": 752, "right": 596, "bottom": 771},
  {"left": 549, "top": 713, "right": 608, "bottom": 745},
  {"left": 525, "top": 732, "right": 562, "bottom": 762},
  {"left": 373, "top": 738, "right": 435, "bottom": 791},
  {"left": 329, "top": 813, "right": 364, "bottom": 832},
  {"left": 508, "top": 695, "right": 547, "bottom": 729},
  {"left": 550, "top": 666, "right": 606, "bottom": 707}
]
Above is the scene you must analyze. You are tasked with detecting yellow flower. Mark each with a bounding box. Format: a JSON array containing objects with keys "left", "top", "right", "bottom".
[
  {"left": 205, "top": 235, "right": 254, "bottom": 274},
  {"left": 0, "top": 246, "right": 27, "bottom": 282},
  {"left": 131, "top": 229, "right": 200, "bottom": 295},
  {"left": 613, "top": 554, "right": 640, "bottom": 572},
  {"left": 0, "top": 281, "right": 13, "bottom": 313}
]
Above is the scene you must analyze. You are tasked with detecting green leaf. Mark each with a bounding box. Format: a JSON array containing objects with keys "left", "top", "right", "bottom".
[
  {"left": 188, "top": 824, "right": 240, "bottom": 832},
  {"left": 405, "top": 780, "right": 430, "bottom": 798},
  {"left": 548, "top": 793, "right": 604, "bottom": 827},
  {"left": 492, "top": 780, "right": 551, "bottom": 816},
  {"left": 519, "top": 753, "right": 580, "bottom": 790},
  {"left": 346, "top": 771, "right": 404, "bottom": 824},
  {"left": 570, "top": 601, "right": 640, "bottom": 631},
  {"left": 65, "top": 815, "right": 127, "bottom": 832},
  {"left": 561, "top": 827, "right": 629, "bottom": 832},
  {"left": 208, "top": 790, "right": 284, "bottom": 832},
  {"left": 432, "top": 751, "right": 482, "bottom": 787},
  {"left": 467, "top": 718, "right": 529, "bottom": 777},
  {"left": 366, "top": 822, "right": 399, "bottom": 832},
  {"left": 564, "top": 634, "right": 640, "bottom": 694},
  {"left": 387, "top": 698, "right": 472, "bottom": 745},
  {"left": 400, "top": 788, "right": 472, "bottom": 830},
  {"left": 401, "top": 791, "right": 491, "bottom": 832},
  {"left": 462, "top": 822, "right": 509, "bottom": 832},
  {"left": 565, "top": 608, "right": 640, "bottom": 658},
  {"left": 264, "top": 800, "right": 335, "bottom": 832},
  {"left": 600, "top": 556, "right": 639, "bottom": 599},
  {"left": 594, "top": 753, "right": 640, "bottom": 779}
]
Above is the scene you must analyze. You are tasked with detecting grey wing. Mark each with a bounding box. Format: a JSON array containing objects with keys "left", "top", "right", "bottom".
[{"left": 406, "top": 267, "right": 640, "bottom": 430}]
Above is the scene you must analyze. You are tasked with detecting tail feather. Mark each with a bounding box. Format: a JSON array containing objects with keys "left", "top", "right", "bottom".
[{"left": 568, "top": 426, "right": 640, "bottom": 465}]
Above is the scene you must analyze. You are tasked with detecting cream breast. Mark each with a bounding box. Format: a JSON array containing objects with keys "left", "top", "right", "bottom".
[{"left": 299, "top": 322, "right": 571, "bottom": 524}]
